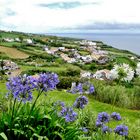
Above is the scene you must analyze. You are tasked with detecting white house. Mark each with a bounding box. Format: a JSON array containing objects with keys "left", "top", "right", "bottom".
[
  {"left": 15, "top": 38, "right": 21, "bottom": 42},
  {"left": 46, "top": 50, "right": 53, "bottom": 55},
  {"left": 80, "top": 40, "right": 97, "bottom": 46},
  {"left": 24, "top": 39, "right": 33, "bottom": 44},
  {"left": 81, "top": 55, "right": 93, "bottom": 63},
  {"left": 88, "top": 41, "right": 97, "bottom": 46},
  {"left": 44, "top": 47, "right": 49, "bottom": 51},
  {"left": 93, "top": 69, "right": 111, "bottom": 80},
  {"left": 58, "top": 47, "right": 65, "bottom": 51},
  {"left": 81, "top": 71, "right": 91, "bottom": 79},
  {"left": 68, "top": 58, "right": 77, "bottom": 63},
  {"left": 3, "top": 38, "right": 14, "bottom": 42}
]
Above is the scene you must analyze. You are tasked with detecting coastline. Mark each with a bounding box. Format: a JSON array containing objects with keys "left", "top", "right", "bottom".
[{"left": 46, "top": 33, "right": 140, "bottom": 56}]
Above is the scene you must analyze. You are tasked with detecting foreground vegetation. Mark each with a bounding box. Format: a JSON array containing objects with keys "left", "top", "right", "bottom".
[
  {"left": 0, "top": 30, "right": 140, "bottom": 139},
  {"left": 0, "top": 74, "right": 140, "bottom": 140}
]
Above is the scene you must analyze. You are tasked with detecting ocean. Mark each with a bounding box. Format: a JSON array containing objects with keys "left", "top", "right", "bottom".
[{"left": 46, "top": 33, "right": 140, "bottom": 55}]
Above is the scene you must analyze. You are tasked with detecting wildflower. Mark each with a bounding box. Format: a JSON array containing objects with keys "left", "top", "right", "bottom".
[
  {"left": 80, "top": 127, "right": 88, "bottom": 133},
  {"left": 54, "top": 100, "right": 65, "bottom": 107},
  {"left": 96, "top": 119, "right": 103, "bottom": 127},
  {"left": 89, "top": 84, "right": 94, "bottom": 94},
  {"left": 37, "top": 73, "right": 59, "bottom": 92},
  {"left": 60, "top": 107, "right": 77, "bottom": 122},
  {"left": 97, "top": 112, "right": 110, "bottom": 123},
  {"left": 102, "top": 125, "right": 112, "bottom": 133},
  {"left": 111, "top": 112, "right": 121, "bottom": 121},
  {"left": 109, "top": 63, "right": 134, "bottom": 82},
  {"left": 76, "top": 83, "right": 83, "bottom": 94},
  {"left": 69, "top": 82, "right": 77, "bottom": 94},
  {"left": 6, "top": 75, "right": 37, "bottom": 102},
  {"left": 73, "top": 96, "right": 88, "bottom": 109},
  {"left": 114, "top": 125, "right": 128, "bottom": 136}
]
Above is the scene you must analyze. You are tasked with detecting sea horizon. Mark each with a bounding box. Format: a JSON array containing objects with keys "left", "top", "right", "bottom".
[{"left": 46, "top": 33, "right": 140, "bottom": 55}]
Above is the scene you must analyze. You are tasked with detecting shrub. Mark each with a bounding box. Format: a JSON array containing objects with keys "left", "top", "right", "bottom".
[
  {"left": 58, "top": 67, "right": 80, "bottom": 77},
  {"left": 57, "top": 76, "right": 80, "bottom": 89},
  {"left": 21, "top": 69, "right": 49, "bottom": 75},
  {"left": 92, "top": 79, "right": 140, "bottom": 109}
]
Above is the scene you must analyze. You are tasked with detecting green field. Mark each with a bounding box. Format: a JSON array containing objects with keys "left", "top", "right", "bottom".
[{"left": 0, "top": 46, "right": 29, "bottom": 59}]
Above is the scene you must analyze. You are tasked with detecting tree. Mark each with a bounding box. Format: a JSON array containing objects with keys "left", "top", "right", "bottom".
[
  {"left": 19, "top": 36, "right": 23, "bottom": 43},
  {"left": 0, "top": 60, "right": 5, "bottom": 75},
  {"left": 0, "top": 35, "right": 2, "bottom": 42}
]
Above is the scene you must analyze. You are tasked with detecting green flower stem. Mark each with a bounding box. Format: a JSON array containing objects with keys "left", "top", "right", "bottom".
[
  {"left": 27, "top": 89, "right": 43, "bottom": 124},
  {"left": 111, "top": 89, "right": 118, "bottom": 112},
  {"left": 15, "top": 99, "right": 22, "bottom": 117},
  {"left": 11, "top": 98, "right": 17, "bottom": 126}
]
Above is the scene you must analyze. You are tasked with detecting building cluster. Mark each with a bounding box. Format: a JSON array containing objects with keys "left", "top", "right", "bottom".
[
  {"left": 3, "top": 37, "right": 33, "bottom": 44},
  {"left": 0, "top": 60, "right": 19, "bottom": 71},
  {"left": 44, "top": 40, "right": 109, "bottom": 64}
]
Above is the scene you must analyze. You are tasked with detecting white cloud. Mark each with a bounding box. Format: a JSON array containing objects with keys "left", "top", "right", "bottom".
[{"left": 0, "top": 0, "right": 140, "bottom": 32}]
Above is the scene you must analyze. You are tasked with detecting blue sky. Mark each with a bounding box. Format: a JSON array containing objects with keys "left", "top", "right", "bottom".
[{"left": 0, "top": 0, "right": 140, "bottom": 33}]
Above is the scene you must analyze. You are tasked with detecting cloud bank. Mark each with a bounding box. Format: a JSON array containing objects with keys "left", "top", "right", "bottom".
[{"left": 0, "top": 0, "right": 140, "bottom": 33}]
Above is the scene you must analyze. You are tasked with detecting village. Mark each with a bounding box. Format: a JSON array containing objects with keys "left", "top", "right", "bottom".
[{"left": 0, "top": 35, "right": 112, "bottom": 80}]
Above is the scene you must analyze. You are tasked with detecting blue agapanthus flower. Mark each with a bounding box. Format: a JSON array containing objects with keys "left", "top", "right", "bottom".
[
  {"left": 37, "top": 73, "right": 59, "bottom": 92},
  {"left": 102, "top": 125, "right": 112, "bottom": 133},
  {"left": 60, "top": 107, "right": 77, "bottom": 122},
  {"left": 96, "top": 119, "right": 103, "bottom": 127},
  {"left": 73, "top": 96, "right": 88, "bottom": 109},
  {"left": 76, "top": 83, "right": 83, "bottom": 94},
  {"left": 97, "top": 112, "right": 110, "bottom": 123},
  {"left": 6, "top": 74, "right": 37, "bottom": 102},
  {"left": 68, "top": 82, "right": 94, "bottom": 94},
  {"left": 80, "top": 127, "right": 88, "bottom": 133},
  {"left": 54, "top": 100, "right": 65, "bottom": 107},
  {"left": 114, "top": 125, "right": 128, "bottom": 136},
  {"left": 89, "top": 84, "right": 94, "bottom": 94},
  {"left": 111, "top": 112, "right": 121, "bottom": 121},
  {"left": 6, "top": 73, "right": 59, "bottom": 103}
]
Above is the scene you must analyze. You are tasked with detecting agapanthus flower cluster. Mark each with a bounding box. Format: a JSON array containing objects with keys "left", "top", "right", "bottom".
[
  {"left": 60, "top": 107, "right": 77, "bottom": 122},
  {"left": 111, "top": 112, "right": 121, "bottom": 121},
  {"left": 96, "top": 112, "right": 128, "bottom": 136},
  {"left": 37, "top": 73, "right": 59, "bottom": 92},
  {"left": 96, "top": 112, "right": 112, "bottom": 134},
  {"left": 108, "top": 63, "right": 134, "bottom": 82},
  {"left": 53, "top": 100, "right": 65, "bottom": 108},
  {"left": 97, "top": 112, "right": 110, "bottom": 124},
  {"left": 136, "top": 62, "right": 140, "bottom": 76},
  {"left": 73, "top": 96, "right": 88, "bottom": 109},
  {"left": 102, "top": 125, "right": 112, "bottom": 133},
  {"left": 6, "top": 73, "right": 59, "bottom": 103},
  {"left": 68, "top": 82, "right": 94, "bottom": 94},
  {"left": 76, "top": 83, "right": 83, "bottom": 94},
  {"left": 80, "top": 127, "right": 88, "bottom": 133},
  {"left": 6, "top": 74, "right": 37, "bottom": 102},
  {"left": 114, "top": 125, "right": 128, "bottom": 136}
]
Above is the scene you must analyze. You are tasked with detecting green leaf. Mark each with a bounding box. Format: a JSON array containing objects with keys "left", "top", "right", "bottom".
[
  {"left": 25, "top": 125, "right": 36, "bottom": 132},
  {"left": 12, "top": 129, "right": 24, "bottom": 135},
  {"left": 31, "top": 133, "right": 49, "bottom": 140},
  {"left": 55, "top": 123, "right": 64, "bottom": 130},
  {"left": 43, "top": 114, "right": 52, "bottom": 120},
  {"left": 53, "top": 131, "right": 64, "bottom": 140},
  {"left": 0, "top": 132, "right": 8, "bottom": 140}
]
